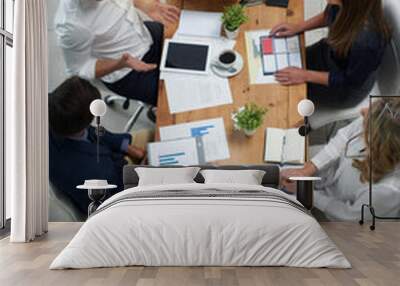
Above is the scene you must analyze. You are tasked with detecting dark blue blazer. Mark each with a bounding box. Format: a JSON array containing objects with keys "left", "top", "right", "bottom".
[{"left": 49, "top": 126, "right": 131, "bottom": 213}]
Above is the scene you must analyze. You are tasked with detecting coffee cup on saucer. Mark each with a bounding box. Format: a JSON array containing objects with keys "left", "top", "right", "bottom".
[{"left": 217, "top": 49, "right": 237, "bottom": 70}]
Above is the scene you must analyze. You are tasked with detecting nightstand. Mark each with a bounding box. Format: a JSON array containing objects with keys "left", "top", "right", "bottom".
[
  {"left": 77, "top": 180, "right": 117, "bottom": 216},
  {"left": 289, "top": 177, "right": 321, "bottom": 210}
]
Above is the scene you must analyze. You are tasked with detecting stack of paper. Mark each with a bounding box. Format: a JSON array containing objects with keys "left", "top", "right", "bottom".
[
  {"left": 176, "top": 10, "right": 223, "bottom": 38},
  {"left": 159, "top": 117, "right": 230, "bottom": 162},
  {"left": 163, "top": 73, "right": 232, "bottom": 114}
]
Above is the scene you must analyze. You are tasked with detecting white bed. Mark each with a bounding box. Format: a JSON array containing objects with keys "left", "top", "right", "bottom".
[{"left": 50, "top": 183, "right": 350, "bottom": 269}]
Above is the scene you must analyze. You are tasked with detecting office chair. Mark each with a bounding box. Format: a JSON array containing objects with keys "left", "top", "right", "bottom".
[
  {"left": 309, "top": 0, "right": 400, "bottom": 130},
  {"left": 93, "top": 81, "right": 149, "bottom": 132},
  {"left": 49, "top": 183, "right": 86, "bottom": 222},
  {"left": 104, "top": 94, "right": 148, "bottom": 132}
]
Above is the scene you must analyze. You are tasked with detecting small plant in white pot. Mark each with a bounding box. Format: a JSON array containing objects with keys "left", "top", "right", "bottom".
[
  {"left": 233, "top": 103, "right": 267, "bottom": 136},
  {"left": 222, "top": 4, "right": 249, "bottom": 40}
]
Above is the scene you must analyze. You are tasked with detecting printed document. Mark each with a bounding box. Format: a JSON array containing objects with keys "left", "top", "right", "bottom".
[
  {"left": 164, "top": 76, "right": 232, "bottom": 113},
  {"left": 159, "top": 118, "right": 230, "bottom": 162},
  {"left": 245, "top": 30, "right": 277, "bottom": 84},
  {"left": 176, "top": 10, "right": 223, "bottom": 38},
  {"left": 245, "top": 29, "right": 303, "bottom": 84},
  {"left": 148, "top": 137, "right": 203, "bottom": 166}
]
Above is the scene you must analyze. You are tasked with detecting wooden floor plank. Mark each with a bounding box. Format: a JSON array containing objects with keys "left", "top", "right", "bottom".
[{"left": 0, "top": 222, "right": 399, "bottom": 286}]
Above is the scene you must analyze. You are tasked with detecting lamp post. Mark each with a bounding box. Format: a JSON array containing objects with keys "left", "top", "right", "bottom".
[
  {"left": 297, "top": 99, "right": 315, "bottom": 137},
  {"left": 89, "top": 99, "right": 107, "bottom": 163},
  {"left": 76, "top": 100, "right": 109, "bottom": 217},
  {"left": 289, "top": 99, "right": 319, "bottom": 212}
]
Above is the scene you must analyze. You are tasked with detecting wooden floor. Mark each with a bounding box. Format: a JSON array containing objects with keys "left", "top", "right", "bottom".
[{"left": 0, "top": 222, "right": 399, "bottom": 286}]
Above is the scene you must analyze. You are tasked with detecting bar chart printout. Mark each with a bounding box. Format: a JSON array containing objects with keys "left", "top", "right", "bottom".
[
  {"left": 159, "top": 117, "right": 230, "bottom": 162},
  {"left": 190, "top": 125, "right": 215, "bottom": 137},
  {"left": 159, "top": 152, "right": 186, "bottom": 166},
  {"left": 148, "top": 137, "right": 200, "bottom": 166}
]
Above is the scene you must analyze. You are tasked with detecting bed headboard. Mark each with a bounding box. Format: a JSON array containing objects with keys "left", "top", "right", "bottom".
[{"left": 123, "top": 165, "right": 280, "bottom": 190}]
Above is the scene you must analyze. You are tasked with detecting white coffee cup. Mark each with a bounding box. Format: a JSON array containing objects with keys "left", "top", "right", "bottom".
[{"left": 217, "top": 49, "right": 237, "bottom": 69}]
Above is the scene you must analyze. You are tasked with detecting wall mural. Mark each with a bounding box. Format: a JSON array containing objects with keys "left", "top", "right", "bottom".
[{"left": 47, "top": 0, "right": 400, "bottom": 224}]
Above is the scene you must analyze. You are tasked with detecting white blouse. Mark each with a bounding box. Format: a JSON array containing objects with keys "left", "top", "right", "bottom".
[
  {"left": 311, "top": 117, "right": 400, "bottom": 221},
  {"left": 55, "top": 0, "right": 153, "bottom": 83}
]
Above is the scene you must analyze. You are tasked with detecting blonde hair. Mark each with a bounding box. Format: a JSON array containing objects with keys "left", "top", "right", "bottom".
[{"left": 353, "top": 98, "right": 400, "bottom": 183}]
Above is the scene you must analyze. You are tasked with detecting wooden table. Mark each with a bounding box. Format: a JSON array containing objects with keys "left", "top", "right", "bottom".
[{"left": 156, "top": 0, "right": 306, "bottom": 165}]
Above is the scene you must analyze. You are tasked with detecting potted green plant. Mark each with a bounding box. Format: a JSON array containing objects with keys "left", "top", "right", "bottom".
[
  {"left": 222, "top": 4, "right": 249, "bottom": 40},
  {"left": 233, "top": 103, "right": 267, "bottom": 136}
]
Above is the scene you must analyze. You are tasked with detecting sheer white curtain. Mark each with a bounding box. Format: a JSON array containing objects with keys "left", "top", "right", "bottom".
[{"left": 6, "top": 0, "right": 49, "bottom": 242}]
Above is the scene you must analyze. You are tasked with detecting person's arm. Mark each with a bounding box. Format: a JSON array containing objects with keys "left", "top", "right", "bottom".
[
  {"left": 302, "top": 10, "right": 330, "bottom": 31},
  {"left": 276, "top": 26, "right": 386, "bottom": 87},
  {"left": 281, "top": 118, "right": 364, "bottom": 190},
  {"left": 134, "top": 0, "right": 155, "bottom": 13},
  {"left": 306, "top": 70, "right": 329, "bottom": 86},
  {"left": 311, "top": 117, "right": 363, "bottom": 171},
  {"left": 93, "top": 127, "right": 146, "bottom": 160},
  {"left": 275, "top": 68, "right": 329, "bottom": 86},
  {"left": 95, "top": 54, "right": 157, "bottom": 78},
  {"left": 270, "top": 8, "right": 329, "bottom": 37},
  {"left": 133, "top": 0, "right": 180, "bottom": 24},
  {"left": 95, "top": 58, "right": 125, "bottom": 79},
  {"left": 88, "top": 126, "right": 131, "bottom": 153},
  {"left": 57, "top": 23, "right": 156, "bottom": 80},
  {"left": 280, "top": 162, "right": 318, "bottom": 182},
  {"left": 97, "top": 128, "right": 132, "bottom": 152},
  {"left": 275, "top": 46, "right": 380, "bottom": 87}
]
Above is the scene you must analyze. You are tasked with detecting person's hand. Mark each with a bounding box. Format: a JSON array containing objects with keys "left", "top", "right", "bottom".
[
  {"left": 270, "top": 23, "right": 302, "bottom": 37},
  {"left": 280, "top": 162, "right": 317, "bottom": 193},
  {"left": 275, "top": 67, "right": 309, "bottom": 86},
  {"left": 126, "top": 145, "right": 146, "bottom": 161},
  {"left": 280, "top": 168, "right": 307, "bottom": 193},
  {"left": 147, "top": 1, "right": 180, "bottom": 25},
  {"left": 119, "top": 53, "right": 157, "bottom": 72}
]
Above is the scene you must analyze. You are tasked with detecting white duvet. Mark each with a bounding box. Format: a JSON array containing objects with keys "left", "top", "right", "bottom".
[{"left": 50, "top": 183, "right": 351, "bottom": 269}]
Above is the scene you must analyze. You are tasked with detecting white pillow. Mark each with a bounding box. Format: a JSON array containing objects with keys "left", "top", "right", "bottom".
[
  {"left": 200, "top": 169, "right": 266, "bottom": 185},
  {"left": 136, "top": 167, "right": 201, "bottom": 186}
]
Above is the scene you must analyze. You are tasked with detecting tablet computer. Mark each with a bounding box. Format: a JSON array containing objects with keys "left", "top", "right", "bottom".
[{"left": 160, "top": 39, "right": 211, "bottom": 75}]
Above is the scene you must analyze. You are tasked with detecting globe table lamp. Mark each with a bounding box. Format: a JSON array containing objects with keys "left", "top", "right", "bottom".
[
  {"left": 90, "top": 99, "right": 107, "bottom": 163},
  {"left": 297, "top": 99, "right": 315, "bottom": 137}
]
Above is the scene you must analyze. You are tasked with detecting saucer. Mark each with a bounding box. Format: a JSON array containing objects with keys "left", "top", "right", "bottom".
[{"left": 211, "top": 52, "right": 244, "bottom": 78}]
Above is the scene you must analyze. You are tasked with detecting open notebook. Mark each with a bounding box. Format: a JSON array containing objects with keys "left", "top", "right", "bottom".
[{"left": 264, "top": 128, "right": 305, "bottom": 164}]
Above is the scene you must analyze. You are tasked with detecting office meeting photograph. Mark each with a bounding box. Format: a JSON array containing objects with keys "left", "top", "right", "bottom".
[{"left": 1, "top": 0, "right": 400, "bottom": 285}]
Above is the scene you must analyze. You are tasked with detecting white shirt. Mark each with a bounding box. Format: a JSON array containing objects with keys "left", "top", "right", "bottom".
[
  {"left": 311, "top": 117, "right": 400, "bottom": 221},
  {"left": 55, "top": 0, "right": 153, "bottom": 83}
]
